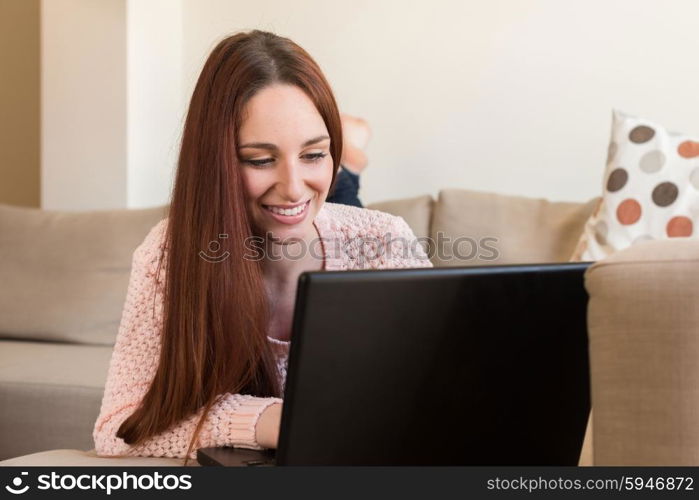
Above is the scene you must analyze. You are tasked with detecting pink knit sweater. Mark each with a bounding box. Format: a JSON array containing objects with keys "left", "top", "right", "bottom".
[{"left": 93, "top": 202, "right": 433, "bottom": 459}]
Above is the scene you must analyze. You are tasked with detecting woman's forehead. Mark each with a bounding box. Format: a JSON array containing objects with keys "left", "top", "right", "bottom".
[{"left": 239, "top": 84, "right": 327, "bottom": 145}]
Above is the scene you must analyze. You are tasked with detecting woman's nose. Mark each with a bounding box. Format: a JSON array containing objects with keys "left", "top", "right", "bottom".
[{"left": 277, "top": 160, "right": 305, "bottom": 201}]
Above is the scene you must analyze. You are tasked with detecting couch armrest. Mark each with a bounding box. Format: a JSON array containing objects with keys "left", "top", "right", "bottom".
[
  {"left": 0, "top": 449, "right": 199, "bottom": 466},
  {"left": 585, "top": 239, "right": 699, "bottom": 465}
]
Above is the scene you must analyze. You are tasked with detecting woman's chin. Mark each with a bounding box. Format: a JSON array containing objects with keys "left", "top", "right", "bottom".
[{"left": 262, "top": 220, "right": 314, "bottom": 244}]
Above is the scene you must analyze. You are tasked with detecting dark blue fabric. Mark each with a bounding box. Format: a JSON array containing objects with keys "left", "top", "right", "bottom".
[{"left": 327, "top": 165, "right": 363, "bottom": 207}]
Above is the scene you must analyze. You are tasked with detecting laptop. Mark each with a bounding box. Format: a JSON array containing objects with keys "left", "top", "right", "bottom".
[{"left": 198, "top": 262, "right": 592, "bottom": 466}]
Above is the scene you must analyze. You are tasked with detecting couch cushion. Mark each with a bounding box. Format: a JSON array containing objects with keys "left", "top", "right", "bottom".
[
  {"left": 0, "top": 339, "right": 111, "bottom": 387},
  {"left": 0, "top": 203, "right": 167, "bottom": 345},
  {"left": 0, "top": 340, "right": 112, "bottom": 460},
  {"left": 430, "top": 189, "right": 600, "bottom": 267}
]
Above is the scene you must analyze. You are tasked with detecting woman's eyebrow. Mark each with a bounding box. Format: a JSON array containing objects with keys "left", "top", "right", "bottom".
[{"left": 239, "top": 135, "right": 330, "bottom": 150}]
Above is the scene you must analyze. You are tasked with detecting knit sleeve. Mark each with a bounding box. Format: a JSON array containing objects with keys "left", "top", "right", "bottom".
[
  {"left": 377, "top": 215, "right": 433, "bottom": 269},
  {"left": 92, "top": 220, "right": 282, "bottom": 460}
]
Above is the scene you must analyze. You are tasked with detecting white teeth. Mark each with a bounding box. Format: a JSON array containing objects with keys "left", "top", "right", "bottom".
[{"left": 265, "top": 202, "right": 307, "bottom": 216}]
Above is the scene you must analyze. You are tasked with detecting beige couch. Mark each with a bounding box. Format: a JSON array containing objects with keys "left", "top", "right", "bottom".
[{"left": 2, "top": 188, "right": 695, "bottom": 466}]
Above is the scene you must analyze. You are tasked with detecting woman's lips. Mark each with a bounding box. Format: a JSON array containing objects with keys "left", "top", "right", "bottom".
[
  {"left": 262, "top": 200, "right": 310, "bottom": 225},
  {"left": 263, "top": 200, "right": 308, "bottom": 210}
]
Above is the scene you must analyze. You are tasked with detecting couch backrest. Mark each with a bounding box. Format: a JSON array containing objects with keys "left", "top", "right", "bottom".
[
  {"left": 1, "top": 190, "right": 598, "bottom": 346},
  {"left": 368, "top": 189, "right": 600, "bottom": 267},
  {"left": 0, "top": 203, "right": 168, "bottom": 345}
]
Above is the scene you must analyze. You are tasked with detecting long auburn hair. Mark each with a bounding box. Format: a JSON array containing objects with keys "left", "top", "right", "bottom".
[{"left": 115, "top": 30, "right": 342, "bottom": 465}]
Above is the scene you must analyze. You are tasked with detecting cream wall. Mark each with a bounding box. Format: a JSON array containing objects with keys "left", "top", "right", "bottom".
[
  {"left": 182, "top": 0, "right": 699, "bottom": 205},
  {"left": 0, "top": 0, "right": 40, "bottom": 208},
  {"left": 41, "top": 0, "right": 182, "bottom": 211},
  {"left": 34, "top": 0, "right": 699, "bottom": 209},
  {"left": 126, "top": 0, "right": 183, "bottom": 209},
  {"left": 41, "top": 0, "right": 127, "bottom": 210}
]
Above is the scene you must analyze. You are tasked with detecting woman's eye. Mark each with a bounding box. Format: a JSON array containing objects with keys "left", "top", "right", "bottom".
[
  {"left": 245, "top": 158, "right": 273, "bottom": 167},
  {"left": 243, "top": 152, "right": 326, "bottom": 167},
  {"left": 303, "top": 152, "right": 327, "bottom": 162}
]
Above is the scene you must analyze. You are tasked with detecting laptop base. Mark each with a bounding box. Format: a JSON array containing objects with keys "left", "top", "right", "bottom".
[{"left": 197, "top": 447, "right": 276, "bottom": 467}]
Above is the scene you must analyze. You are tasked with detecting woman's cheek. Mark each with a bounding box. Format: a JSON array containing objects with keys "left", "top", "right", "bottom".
[{"left": 242, "top": 171, "right": 269, "bottom": 200}]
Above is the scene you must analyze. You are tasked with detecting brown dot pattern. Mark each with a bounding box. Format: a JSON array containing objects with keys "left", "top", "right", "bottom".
[
  {"left": 606, "top": 168, "right": 628, "bottom": 192},
  {"left": 629, "top": 125, "right": 655, "bottom": 143},
  {"left": 651, "top": 182, "right": 679, "bottom": 207}
]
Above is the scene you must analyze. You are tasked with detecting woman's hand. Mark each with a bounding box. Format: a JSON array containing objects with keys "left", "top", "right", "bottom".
[{"left": 255, "top": 402, "right": 283, "bottom": 449}]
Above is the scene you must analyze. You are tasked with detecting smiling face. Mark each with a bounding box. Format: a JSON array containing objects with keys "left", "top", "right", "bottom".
[{"left": 237, "top": 83, "right": 334, "bottom": 245}]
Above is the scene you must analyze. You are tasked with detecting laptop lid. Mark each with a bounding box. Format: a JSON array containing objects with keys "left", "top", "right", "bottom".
[{"left": 276, "top": 262, "right": 592, "bottom": 465}]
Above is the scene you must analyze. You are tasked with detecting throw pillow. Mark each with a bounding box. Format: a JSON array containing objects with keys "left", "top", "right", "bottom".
[{"left": 571, "top": 110, "right": 699, "bottom": 261}]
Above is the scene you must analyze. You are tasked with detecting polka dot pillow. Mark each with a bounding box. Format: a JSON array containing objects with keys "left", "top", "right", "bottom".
[{"left": 571, "top": 110, "right": 699, "bottom": 261}]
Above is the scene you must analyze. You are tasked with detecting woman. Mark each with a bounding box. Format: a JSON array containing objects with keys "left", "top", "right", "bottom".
[{"left": 92, "top": 30, "right": 431, "bottom": 466}]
